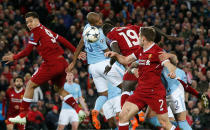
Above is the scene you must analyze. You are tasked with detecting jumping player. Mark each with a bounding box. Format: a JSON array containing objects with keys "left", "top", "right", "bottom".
[{"left": 2, "top": 12, "right": 86, "bottom": 124}]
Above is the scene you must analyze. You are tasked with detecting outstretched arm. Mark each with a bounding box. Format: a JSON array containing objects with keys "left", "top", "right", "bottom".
[
  {"left": 104, "top": 51, "right": 135, "bottom": 66},
  {"left": 159, "top": 52, "right": 178, "bottom": 65},
  {"left": 56, "top": 35, "right": 76, "bottom": 52},
  {"left": 104, "top": 41, "right": 121, "bottom": 75},
  {"left": 79, "top": 97, "right": 89, "bottom": 116},
  {"left": 66, "top": 38, "right": 84, "bottom": 72},
  {"left": 2, "top": 44, "right": 34, "bottom": 64},
  {"left": 162, "top": 60, "right": 176, "bottom": 79}
]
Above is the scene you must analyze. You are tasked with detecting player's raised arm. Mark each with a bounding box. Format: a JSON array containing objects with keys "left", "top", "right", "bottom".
[
  {"left": 55, "top": 34, "right": 76, "bottom": 52},
  {"left": 66, "top": 38, "right": 84, "bottom": 72},
  {"left": 104, "top": 51, "right": 135, "bottom": 66},
  {"left": 2, "top": 44, "right": 34, "bottom": 64},
  {"left": 161, "top": 58, "right": 176, "bottom": 79}
]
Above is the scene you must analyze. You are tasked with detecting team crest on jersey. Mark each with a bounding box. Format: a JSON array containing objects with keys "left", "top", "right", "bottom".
[
  {"left": 148, "top": 54, "right": 152, "bottom": 59},
  {"left": 30, "top": 33, "right": 34, "bottom": 41}
]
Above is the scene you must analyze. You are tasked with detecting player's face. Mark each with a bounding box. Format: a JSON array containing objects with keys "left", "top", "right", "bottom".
[
  {"left": 66, "top": 72, "right": 74, "bottom": 82},
  {"left": 25, "top": 17, "right": 39, "bottom": 30},
  {"left": 15, "top": 78, "right": 24, "bottom": 89},
  {"left": 95, "top": 16, "right": 103, "bottom": 27}
]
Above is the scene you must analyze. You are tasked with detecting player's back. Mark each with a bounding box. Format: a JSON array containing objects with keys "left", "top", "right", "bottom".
[
  {"left": 107, "top": 25, "right": 141, "bottom": 56},
  {"left": 62, "top": 83, "right": 81, "bottom": 109},
  {"left": 29, "top": 24, "right": 64, "bottom": 61},
  {"left": 6, "top": 87, "right": 24, "bottom": 115},
  {"left": 83, "top": 24, "right": 108, "bottom": 64},
  {"left": 162, "top": 67, "right": 187, "bottom": 95}
]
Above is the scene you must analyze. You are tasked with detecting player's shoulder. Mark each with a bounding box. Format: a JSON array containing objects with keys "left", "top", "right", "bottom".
[
  {"left": 153, "top": 44, "right": 164, "bottom": 52},
  {"left": 73, "top": 83, "right": 81, "bottom": 88}
]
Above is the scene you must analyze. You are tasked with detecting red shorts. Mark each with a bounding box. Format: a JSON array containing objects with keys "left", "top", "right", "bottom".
[
  {"left": 123, "top": 72, "right": 138, "bottom": 81},
  {"left": 127, "top": 89, "right": 167, "bottom": 114},
  {"left": 31, "top": 57, "right": 68, "bottom": 87}
]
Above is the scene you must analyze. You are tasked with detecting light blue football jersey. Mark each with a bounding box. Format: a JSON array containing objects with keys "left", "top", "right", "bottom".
[
  {"left": 107, "top": 82, "right": 121, "bottom": 99},
  {"left": 62, "top": 83, "right": 82, "bottom": 109},
  {"left": 161, "top": 67, "right": 187, "bottom": 96},
  {"left": 83, "top": 24, "right": 108, "bottom": 64}
]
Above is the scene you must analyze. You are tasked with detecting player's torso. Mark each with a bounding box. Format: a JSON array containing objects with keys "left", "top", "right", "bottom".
[
  {"left": 108, "top": 26, "right": 140, "bottom": 56},
  {"left": 32, "top": 25, "right": 63, "bottom": 61},
  {"left": 136, "top": 45, "right": 163, "bottom": 89},
  {"left": 7, "top": 88, "right": 24, "bottom": 113},
  {"left": 162, "top": 68, "right": 185, "bottom": 95},
  {"left": 83, "top": 24, "right": 108, "bottom": 64},
  {"left": 62, "top": 83, "right": 80, "bottom": 109}
]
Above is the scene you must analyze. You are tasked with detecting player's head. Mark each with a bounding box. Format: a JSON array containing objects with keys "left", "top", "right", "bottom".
[
  {"left": 66, "top": 71, "right": 74, "bottom": 83},
  {"left": 25, "top": 12, "right": 40, "bottom": 31},
  {"left": 14, "top": 76, "right": 24, "bottom": 89},
  {"left": 102, "top": 23, "right": 114, "bottom": 36},
  {"left": 139, "top": 27, "right": 156, "bottom": 46},
  {"left": 87, "top": 12, "right": 102, "bottom": 27}
]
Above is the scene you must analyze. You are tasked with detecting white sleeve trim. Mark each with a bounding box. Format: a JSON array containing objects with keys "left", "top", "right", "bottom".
[
  {"left": 23, "top": 97, "right": 33, "bottom": 102},
  {"left": 161, "top": 59, "right": 170, "bottom": 66},
  {"left": 63, "top": 94, "right": 73, "bottom": 101},
  {"left": 29, "top": 41, "right": 37, "bottom": 45},
  {"left": 110, "top": 40, "right": 117, "bottom": 47},
  {"left": 55, "top": 34, "right": 59, "bottom": 39},
  {"left": 130, "top": 53, "right": 137, "bottom": 60},
  {"left": 119, "top": 122, "right": 129, "bottom": 126}
]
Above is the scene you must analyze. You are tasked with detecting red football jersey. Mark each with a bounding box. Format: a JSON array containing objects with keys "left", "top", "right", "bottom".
[
  {"left": 4, "top": 87, "right": 25, "bottom": 117},
  {"left": 13, "top": 24, "right": 76, "bottom": 61},
  {"left": 107, "top": 25, "right": 141, "bottom": 56},
  {"left": 133, "top": 43, "right": 168, "bottom": 92}
]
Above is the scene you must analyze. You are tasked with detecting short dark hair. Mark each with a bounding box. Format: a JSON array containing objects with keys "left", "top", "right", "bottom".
[
  {"left": 102, "top": 23, "right": 114, "bottom": 36},
  {"left": 25, "top": 12, "right": 39, "bottom": 19},
  {"left": 14, "top": 76, "right": 24, "bottom": 82},
  {"left": 140, "top": 27, "right": 156, "bottom": 42}
]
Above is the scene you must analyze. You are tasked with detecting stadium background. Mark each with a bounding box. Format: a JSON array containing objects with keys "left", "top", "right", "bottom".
[{"left": 0, "top": 0, "right": 209, "bottom": 129}]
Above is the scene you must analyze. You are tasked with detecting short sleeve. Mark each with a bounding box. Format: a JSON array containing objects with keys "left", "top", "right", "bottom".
[
  {"left": 182, "top": 71, "right": 187, "bottom": 83},
  {"left": 107, "top": 33, "right": 118, "bottom": 47},
  {"left": 28, "top": 31, "right": 40, "bottom": 45},
  {"left": 157, "top": 48, "right": 170, "bottom": 66}
]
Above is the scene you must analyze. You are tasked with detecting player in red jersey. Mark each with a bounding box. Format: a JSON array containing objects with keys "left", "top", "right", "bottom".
[
  {"left": 2, "top": 76, "right": 25, "bottom": 130},
  {"left": 105, "top": 27, "right": 179, "bottom": 130},
  {"left": 2, "top": 12, "right": 86, "bottom": 124}
]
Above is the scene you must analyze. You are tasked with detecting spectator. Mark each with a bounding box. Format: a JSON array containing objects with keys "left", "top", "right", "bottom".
[{"left": 46, "top": 105, "right": 59, "bottom": 130}]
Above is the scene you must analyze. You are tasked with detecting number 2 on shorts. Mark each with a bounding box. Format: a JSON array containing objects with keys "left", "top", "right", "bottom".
[{"left": 159, "top": 99, "right": 164, "bottom": 111}]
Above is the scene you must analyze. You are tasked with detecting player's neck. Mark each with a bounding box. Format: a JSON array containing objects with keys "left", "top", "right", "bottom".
[
  {"left": 67, "top": 81, "right": 74, "bottom": 85},
  {"left": 14, "top": 87, "right": 23, "bottom": 93},
  {"left": 143, "top": 42, "right": 154, "bottom": 52}
]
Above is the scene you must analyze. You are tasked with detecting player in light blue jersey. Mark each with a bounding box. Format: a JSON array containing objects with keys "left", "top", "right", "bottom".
[
  {"left": 57, "top": 72, "right": 89, "bottom": 130},
  {"left": 145, "top": 53, "right": 192, "bottom": 130},
  {"left": 66, "top": 12, "right": 124, "bottom": 129},
  {"left": 103, "top": 83, "right": 121, "bottom": 129}
]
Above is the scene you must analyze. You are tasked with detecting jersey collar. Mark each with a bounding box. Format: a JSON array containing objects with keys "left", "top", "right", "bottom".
[
  {"left": 143, "top": 42, "right": 155, "bottom": 53},
  {"left": 14, "top": 87, "right": 23, "bottom": 93}
]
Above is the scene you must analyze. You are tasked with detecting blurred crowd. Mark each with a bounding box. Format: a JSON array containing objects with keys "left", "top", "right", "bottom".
[{"left": 0, "top": 0, "right": 209, "bottom": 129}]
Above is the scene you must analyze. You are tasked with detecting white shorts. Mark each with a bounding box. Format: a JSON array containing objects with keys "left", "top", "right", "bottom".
[
  {"left": 166, "top": 84, "right": 186, "bottom": 114},
  {"left": 102, "top": 96, "right": 121, "bottom": 119},
  {"left": 58, "top": 109, "right": 79, "bottom": 125},
  {"left": 89, "top": 60, "right": 124, "bottom": 92}
]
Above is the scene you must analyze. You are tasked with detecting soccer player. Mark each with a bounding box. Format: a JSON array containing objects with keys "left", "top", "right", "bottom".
[
  {"left": 66, "top": 12, "right": 124, "bottom": 129},
  {"left": 58, "top": 72, "right": 89, "bottom": 130},
  {"left": 102, "top": 83, "right": 121, "bottom": 129},
  {"left": 2, "top": 76, "right": 25, "bottom": 130},
  {"left": 2, "top": 12, "right": 86, "bottom": 124},
  {"left": 102, "top": 23, "right": 177, "bottom": 109},
  {"left": 145, "top": 67, "right": 192, "bottom": 130},
  {"left": 105, "top": 27, "right": 178, "bottom": 130}
]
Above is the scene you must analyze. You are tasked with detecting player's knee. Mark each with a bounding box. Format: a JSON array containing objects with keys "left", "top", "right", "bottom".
[
  {"left": 57, "top": 125, "right": 65, "bottom": 130},
  {"left": 71, "top": 123, "right": 79, "bottom": 130},
  {"left": 26, "top": 80, "right": 38, "bottom": 90},
  {"left": 119, "top": 110, "right": 129, "bottom": 122}
]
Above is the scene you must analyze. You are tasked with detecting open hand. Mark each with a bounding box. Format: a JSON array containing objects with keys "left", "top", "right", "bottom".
[
  {"left": 78, "top": 51, "right": 86, "bottom": 61},
  {"left": 159, "top": 51, "right": 170, "bottom": 62},
  {"left": 2, "top": 52, "right": 14, "bottom": 64},
  {"left": 104, "top": 51, "right": 117, "bottom": 58}
]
